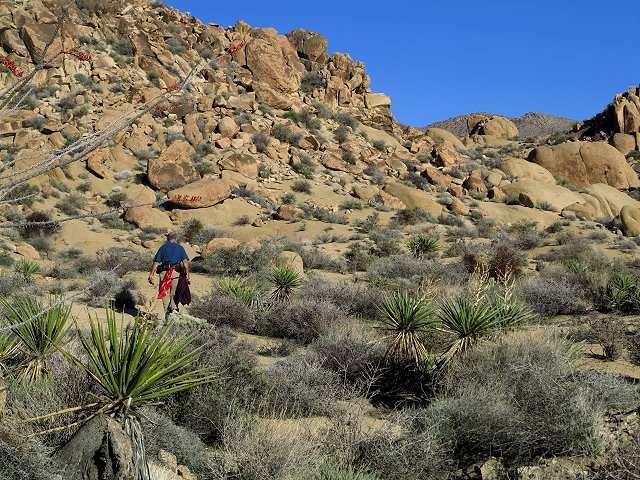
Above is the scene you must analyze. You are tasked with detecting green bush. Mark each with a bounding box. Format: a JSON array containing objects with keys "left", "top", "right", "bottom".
[
  {"left": 425, "top": 332, "right": 604, "bottom": 464},
  {"left": 283, "top": 110, "right": 301, "bottom": 124},
  {"left": 301, "top": 71, "right": 327, "bottom": 94},
  {"left": 393, "top": 207, "right": 436, "bottom": 226}
]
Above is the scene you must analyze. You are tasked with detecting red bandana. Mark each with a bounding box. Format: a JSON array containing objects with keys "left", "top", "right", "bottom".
[{"left": 157, "top": 265, "right": 174, "bottom": 299}]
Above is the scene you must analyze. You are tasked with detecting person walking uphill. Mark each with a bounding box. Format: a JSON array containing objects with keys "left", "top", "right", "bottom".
[{"left": 148, "top": 231, "right": 190, "bottom": 319}]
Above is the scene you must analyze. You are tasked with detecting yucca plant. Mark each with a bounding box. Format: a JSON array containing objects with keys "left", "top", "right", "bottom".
[
  {"left": 218, "top": 277, "right": 258, "bottom": 306},
  {"left": 609, "top": 271, "right": 636, "bottom": 307},
  {"left": 437, "top": 297, "right": 497, "bottom": 361},
  {"left": 378, "top": 292, "right": 438, "bottom": 366},
  {"left": 0, "top": 331, "right": 17, "bottom": 369},
  {"left": 406, "top": 234, "right": 440, "bottom": 258},
  {"left": 30, "top": 306, "right": 215, "bottom": 478},
  {"left": 270, "top": 267, "right": 302, "bottom": 302},
  {"left": 0, "top": 296, "right": 71, "bottom": 381},
  {"left": 14, "top": 258, "right": 40, "bottom": 284},
  {"left": 491, "top": 298, "right": 536, "bottom": 329}
]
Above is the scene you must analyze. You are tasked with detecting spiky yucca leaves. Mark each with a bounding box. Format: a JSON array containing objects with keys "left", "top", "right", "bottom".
[
  {"left": 14, "top": 258, "right": 40, "bottom": 284},
  {"left": 66, "top": 307, "right": 215, "bottom": 419},
  {"left": 609, "top": 271, "right": 636, "bottom": 308},
  {"left": 437, "top": 297, "right": 533, "bottom": 361},
  {"left": 406, "top": 234, "right": 440, "bottom": 258},
  {"left": 378, "top": 292, "right": 438, "bottom": 366},
  {"left": 270, "top": 267, "right": 302, "bottom": 302},
  {"left": 218, "top": 277, "right": 258, "bottom": 306},
  {"left": 437, "top": 298, "right": 496, "bottom": 361},
  {"left": 0, "top": 297, "right": 71, "bottom": 381},
  {"left": 0, "top": 331, "right": 17, "bottom": 368}
]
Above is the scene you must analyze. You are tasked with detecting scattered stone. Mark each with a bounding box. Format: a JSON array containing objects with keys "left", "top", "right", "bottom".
[
  {"left": 15, "top": 243, "right": 39, "bottom": 259},
  {"left": 202, "top": 237, "right": 240, "bottom": 255}
]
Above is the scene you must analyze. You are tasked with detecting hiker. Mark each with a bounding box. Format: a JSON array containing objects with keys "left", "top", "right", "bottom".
[{"left": 148, "top": 231, "right": 190, "bottom": 319}]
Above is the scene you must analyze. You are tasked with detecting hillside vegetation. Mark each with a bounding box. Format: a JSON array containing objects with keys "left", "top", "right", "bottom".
[{"left": 0, "top": 1, "right": 639, "bottom": 479}]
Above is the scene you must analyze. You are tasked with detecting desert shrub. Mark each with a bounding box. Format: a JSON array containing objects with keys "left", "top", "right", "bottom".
[
  {"left": 344, "top": 242, "right": 375, "bottom": 272},
  {"left": 311, "top": 324, "right": 386, "bottom": 395},
  {"left": 394, "top": 207, "right": 437, "bottom": 226},
  {"left": 105, "top": 191, "right": 128, "bottom": 208},
  {"left": 356, "top": 413, "right": 453, "bottom": 480},
  {"left": 257, "top": 300, "right": 345, "bottom": 343},
  {"left": 462, "top": 243, "right": 526, "bottom": 279},
  {"left": 300, "top": 109, "right": 321, "bottom": 130},
  {"left": 0, "top": 439, "right": 60, "bottom": 479},
  {"left": 372, "top": 139, "right": 386, "bottom": 152},
  {"left": 368, "top": 228, "right": 403, "bottom": 256},
  {"left": 272, "top": 123, "right": 292, "bottom": 143},
  {"left": 628, "top": 331, "right": 640, "bottom": 365},
  {"left": 298, "top": 275, "right": 384, "bottom": 320},
  {"left": 282, "top": 109, "right": 301, "bottom": 124},
  {"left": 180, "top": 219, "right": 228, "bottom": 246},
  {"left": 141, "top": 407, "right": 214, "bottom": 474},
  {"left": 94, "top": 246, "right": 150, "bottom": 275},
  {"left": 19, "top": 211, "right": 59, "bottom": 238},
  {"left": 252, "top": 131, "right": 271, "bottom": 153},
  {"left": 520, "top": 269, "right": 590, "bottom": 316},
  {"left": 297, "top": 247, "right": 346, "bottom": 273},
  {"left": 368, "top": 254, "right": 468, "bottom": 289},
  {"left": 331, "top": 112, "right": 358, "bottom": 129},
  {"left": 166, "top": 37, "right": 186, "bottom": 54},
  {"left": 233, "top": 186, "right": 274, "bottom": 209},
  {"left": 588, "top": 316, "right": 624, "bottom": 360},
  {"left": 425, "top": 333, "right": 604, "bottom": 464},
  {"left": 340, "top": 198, "right": 363, "bottom": 210},
  {"left": 264, "top": 354, "right": 342, "bottom": 416},
  {"left": 55, "top": 193, "right": 86, "bottom": 216},
  {"left": 300, "top": 205, "right": 348, "bottom": 224},
  {"left": 164, "top": 325, "right": 271, "bottom": 444},
  {"left": 333, "top": 125, "right": 350, "bottom": 144},
  {"left": 200, "top": 242, "right": 282, "bottom": 276},
  {"left": 190, "top": 292, "right": 255, "bottom": 330},
  {"left": 1, "top": 183, "right": 39, "bottom": 207},
  {"left": 292, "top": 180, "right": 312, "bottom": 194},
  {"left": 512, "top": 229, "right": 543, "bottom": 250},
  {"left": 84, "top": 270, "right": 123, "bottom": 306},
  {"left": 353, "top": 212, "right": 380, "bottom": 233},
  {"left": 300, "top": 70, "right": 327, "bottom": 94},
  {"left": 291, "top": 154, "right": 317, "bottom": 178}
]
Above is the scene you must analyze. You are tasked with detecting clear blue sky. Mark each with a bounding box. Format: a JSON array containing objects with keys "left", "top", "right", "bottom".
[{"left": 165, "top": 0, "right": 640, "bottom": 127}]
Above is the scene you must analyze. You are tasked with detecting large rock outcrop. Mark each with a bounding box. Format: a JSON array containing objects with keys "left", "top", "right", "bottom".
[
  {"left": 562, "top": 183, "right": 640, "bottom": 221},
  {"left": 501, "top": 178, "right": 584, "bottom": 211},
  {"left": 500, "top": 157, "right": 556, "bottom": 184},
  {"left": 383, "top": 182, "right": 443, "bottom": 216},
  {"left": 528, "top": 141, "right": 639, "bottom": 190},
  {"left": 167, "top": 177, "right": 232, "bottom": 208},
  {"left": 147, "top": 141, "right": 199, "bottom": 192},
  {"left": 467, "top": 114, "right": 519, "bottom": 139}
]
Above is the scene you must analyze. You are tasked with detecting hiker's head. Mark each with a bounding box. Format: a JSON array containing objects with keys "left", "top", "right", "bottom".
[{"left": 166, "top": 231, "right": 178, "bottom": 242}]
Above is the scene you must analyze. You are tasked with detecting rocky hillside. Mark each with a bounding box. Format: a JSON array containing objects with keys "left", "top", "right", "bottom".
[{"left": 423, "top": 111, "right": 576, "bottom": 138}]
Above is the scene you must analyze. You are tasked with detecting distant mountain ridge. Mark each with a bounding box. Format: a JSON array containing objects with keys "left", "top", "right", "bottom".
[{"left": 422, "top": 112, "right": 576, "bottom": 139}]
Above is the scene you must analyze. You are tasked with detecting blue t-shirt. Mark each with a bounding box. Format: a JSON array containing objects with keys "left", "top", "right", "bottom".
[{"left": 154, "top": 242, "right": 189, "bottom": 264}]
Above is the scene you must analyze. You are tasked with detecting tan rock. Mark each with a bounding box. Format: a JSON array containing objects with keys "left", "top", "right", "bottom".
[
  {"left": 463, "top": 170, "right": 488, "bottom": 196},
  {"left": 563, "top": 183, "right": 640, "bottom": 220},
  {"left": 124, "top": 187, "right": 173, "bottom": 229},
  {"left": 468, "top": 115, "right": 518, "bottom": 139},
  {"left": 253, "top": 82, "right": 293, "bottom": 109},
  {"left": 501, "top": 157, "right": 556, "bottom": 184},
  {"left": 86, "top": 150, "right": 109, "bottom": 179},
  {"left": 378, "top": 190, "right": 406, "bottom": 210},
  {"left": 218, "top": 153, "right": 259, "bottom": 178},
  {"left": 285, "top": 29, "right": 328, "bottom": 62},
  {"left": 352, "top": 185, "right": 378, "bottom": 202},
  {"left": 422, "top": 166, "right": 452, "bottom": 188},
  {"left": 245, "top": 36, "right": 303, "bottom": 93},
  {"left": 218, "top": 116, "right": 239, "bottom": 138},
  {"left": 424, "top": 128, "right": 465, "bottom": 149},
  {"left": 280, "top": 250, "right": 304, "bottom": 274},
  {"left": 432, "top": 140, "right": 461, "bottom": 167},
  {"left": 276, "top": 205, "right": 304, "bottom": 219},
  {"left": 15, "top": 243, "right": 40, "bottom": 259},
  {"left": 489, "top": 187, "right": 506, "bottom": 202},
  {"left": 612, "top": 133, "right": 636, "bottom": 155},
  {"left": 450, "top": 198, "right": 469, "bottom": 215},
  {"left": 167, "top": 177, "right": 232, "bottom": 209},
  {"left": 501, "top": 178, "right": 584, "bottom": 211},
  {"left": 365, "top": 93, "right": 391, "bottom": 109},
  {"left": 448, "top": 184, "right": 464, "bottom": 197},
  {"left": 203, "top": 238, "right": 240, "bottom": 256},
  {"left": 383, "top": 182, "right": 443, "bottom": 216},
  {"left": 147, "top": 141, "right": 199, "bottom": 192},
  {"left": 619, "top": 205, "right": 640, "bottom": 236},
  {"left": 528, "top": 141, "right": 639, "bottom": 190},
  {"left": 21, "top": 23, "right": 63, "bottom": 66}
]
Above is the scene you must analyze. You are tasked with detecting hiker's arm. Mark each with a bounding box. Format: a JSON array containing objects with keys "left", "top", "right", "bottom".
[
  {"left": 148, "top": 261, "right": 160, "bottom": 284},
  {"left": 183, "top": 259, "right": 190, "bottom": 281}
]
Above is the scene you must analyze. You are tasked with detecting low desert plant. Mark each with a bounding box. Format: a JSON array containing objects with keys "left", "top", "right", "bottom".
[
  {"left": 406, "top": 235, "right": 440, "bottom": 258},
  {"left": 0, "top": 296, "right": 71, "bottom": 381},
  {"left": 378, "top": 292, "right": 437, "bottom": 366},
  {"left": 292, "top": 180, "right": 312, "bottom": 194},
  {"left": 270, "top": 267, "right": 302, "bottom": 302},
  {"left": 15, "top": 258, "right": 40, "bottom": 283}
]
